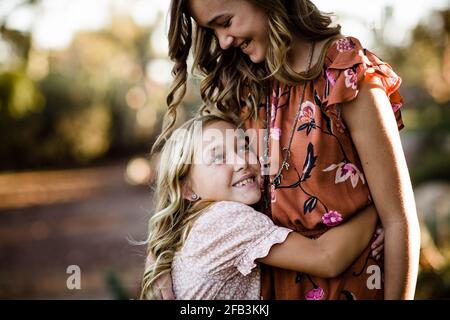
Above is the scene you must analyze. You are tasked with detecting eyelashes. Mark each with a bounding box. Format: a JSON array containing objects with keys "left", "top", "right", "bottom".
[{"left": 223, "top": 18, "right": 232, "bottom": 28}]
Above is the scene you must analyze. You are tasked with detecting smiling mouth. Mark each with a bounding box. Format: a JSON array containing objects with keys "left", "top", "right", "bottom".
[
  {"left": 240, "top": 40, "right": 250, "bottom": 51},
  {"left": 232, "top": 176, "right": 256, "bottom": 188}
]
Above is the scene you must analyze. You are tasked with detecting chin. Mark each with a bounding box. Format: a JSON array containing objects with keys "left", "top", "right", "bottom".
[
  {"left": 249, "top": 54, "right": 264, "bottom": 64},
  {"left": 241, "top": 194, "right": 261, "bottom": 205}
]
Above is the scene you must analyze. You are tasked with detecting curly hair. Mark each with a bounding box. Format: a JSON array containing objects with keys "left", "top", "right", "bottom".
[{"left": 152, "top": 0, "right": 341, "bottom": 153}]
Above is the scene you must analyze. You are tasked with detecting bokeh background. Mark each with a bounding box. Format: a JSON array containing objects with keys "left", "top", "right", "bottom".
[{"left": 0, "top": 0, "right": 449, "bottom": 299}]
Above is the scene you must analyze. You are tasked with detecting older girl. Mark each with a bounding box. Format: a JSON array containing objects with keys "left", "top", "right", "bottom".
[
  {"left": 153, "top": 0, "right": 420, "bottom": 299},
  {"left": 141, "top": 114, "right": 381, "bottom": 299}
]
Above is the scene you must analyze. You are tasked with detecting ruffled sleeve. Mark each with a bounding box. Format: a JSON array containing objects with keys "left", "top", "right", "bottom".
[
  {"left": 323, "top": 36, "right": 404, "bottom": 130},
  {"left": 183, "top": 201, "right": 292, "bottom": 277}
]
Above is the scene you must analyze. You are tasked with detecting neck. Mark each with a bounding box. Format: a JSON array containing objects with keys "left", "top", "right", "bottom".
[{"left": 287, "top": 36, "right": 315, "bottom": 74}]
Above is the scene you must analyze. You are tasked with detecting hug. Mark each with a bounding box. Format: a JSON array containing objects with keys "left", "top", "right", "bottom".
[{"left": 140, "top": 0, "right": 421, "bottom": 300}]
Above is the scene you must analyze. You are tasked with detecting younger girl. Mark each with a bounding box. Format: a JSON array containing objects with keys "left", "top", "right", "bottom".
[{"left": 141, "top": 113, "right": 382, "bottom": 300}]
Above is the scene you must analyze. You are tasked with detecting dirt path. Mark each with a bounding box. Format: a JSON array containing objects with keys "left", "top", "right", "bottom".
[{"left": 0, "top": 162, "right": 152, "bottom": 299}]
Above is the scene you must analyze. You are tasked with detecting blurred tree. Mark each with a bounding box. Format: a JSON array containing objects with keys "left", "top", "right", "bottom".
[
  {"left": 105, "top": 270, "right": 130, "bottom": 300},
  {"left": 0, "top": 7, "right": 173, "bottom": 170},
  {"left": 378, "top": 8, "right": 450, "bottom": 186},
  {"left": 376, "top": 8, "right": 450, "bottom": 300},
  {"left": 0, "top": 70, "right": 44, "bottom": 118}
]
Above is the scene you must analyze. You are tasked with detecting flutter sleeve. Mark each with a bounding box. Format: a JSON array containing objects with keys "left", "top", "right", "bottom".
[{"left": 323, "top": 36, "right": 404, "bottom": 130}]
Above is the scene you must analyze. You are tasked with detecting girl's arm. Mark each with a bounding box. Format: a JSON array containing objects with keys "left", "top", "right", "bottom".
[
  {"left": 257, "top": 204, "right": 378, "bottom": 278},
  {"left": 341, "top": 76, "right": 420, "bottom": 299}
]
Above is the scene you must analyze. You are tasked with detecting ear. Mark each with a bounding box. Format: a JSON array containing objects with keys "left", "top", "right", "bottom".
[{"left": 181, "top": 180, "right": 195, "bottom": 201}]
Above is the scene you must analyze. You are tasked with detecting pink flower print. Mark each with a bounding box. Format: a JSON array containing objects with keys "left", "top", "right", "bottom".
[
  {"left": 271, "top": 99, "right": 277, "bottom": 119},
  {"left": 391, "top": 103, "right": 402, "bottom": 112},
  {"left": 389, "top": 76, "right": 399, "bottom": 86},
  {"left": 326, "top": 68, "right": 336, "bottom": 86},
  {"left": 270, "top": 127, "right": 281, "bottom": 140},
  {"left": 300, "top": 101, "right": 315, "bottom": 123},
  {"left": 344, "top": 69, "right": 357, "bottom": 90},
  {"left": 271, "top": 94, "right": 278, "bottom": 108},
  {"left": 322, "top": 210, "right": 343, "bottom": 227},
  {"left": 305, "top": 287, "right": 324, "bottom": 300},
  {"left": 323, "top": 162, "right": 366, "bottom": 188},
  {"left": 336, "top": 38, "right": 356, "bottom": 52}
]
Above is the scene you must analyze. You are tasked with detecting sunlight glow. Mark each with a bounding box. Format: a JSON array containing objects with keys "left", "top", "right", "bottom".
[{"left": 2, "top": 0, "right": 449, "bottom": 51}]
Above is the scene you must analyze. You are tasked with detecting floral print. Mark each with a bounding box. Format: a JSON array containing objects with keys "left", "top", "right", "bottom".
[
  {"left": 323, "top": 162, "right": 366, "bottom": 188},
  {"left": 299, "top": 101, "right": 315, "bottom": 123},
  {"left": 344, "top": 68, "right": 358, "bottom": 89},
  {"left": 270, "top": 127, "right": 281, "bottom": 140},
  {"left": 172, "top": 201, "right": 292, "bottom": 299},
  {"left": 392, "top": 102, "right": 403, "bottom": 112},
  {"left": 322, "top": 210, "right": 344, "bottom": 227},
  {"left": 326, "top": 68, "right": 337, "bottom": 86},
  {"left": 305, "top": 287, "right": 325, "bottom": 300},
  {"left": 297, "top": 101, "right": 317, "bottom": 136},
  {"left": 336, "top": 38, "right": 356, "bottom": 52},
  {"left": 243, "top": 36, "right": 402, "bottom": 300}
]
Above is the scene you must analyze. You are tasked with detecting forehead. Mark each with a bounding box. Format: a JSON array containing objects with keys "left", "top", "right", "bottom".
[
  {"left": 191, "top": 120, "right": 233, "bottom": 162},
  {"left": 201, "top": 120, "right": 238, "bottom": 146},
  {"left": 188, "top": 0, "right": 233, "bottom": 26}
]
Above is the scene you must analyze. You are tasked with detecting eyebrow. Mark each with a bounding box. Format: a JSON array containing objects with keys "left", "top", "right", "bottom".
[{"left": 203, "top": 141, "right": 223, "bottom": 153}]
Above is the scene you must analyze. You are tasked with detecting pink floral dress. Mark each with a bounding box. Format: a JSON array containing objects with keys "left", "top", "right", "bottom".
[
  {"left": 242, "top": 36, "right": 404, "bottom": 300},
  {"left": 171, "top": 201, "right": 292, "bottom": 299}
]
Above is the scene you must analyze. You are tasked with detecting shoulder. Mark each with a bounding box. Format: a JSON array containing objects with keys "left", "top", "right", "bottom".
[
  {"left": 320, "top": 35, "right": 404, "bottom": 130},
  {"left": 194, "top": 201, "right": 272, "bottom": 231},
  {"left": 200, "top": 201, "right": 260, "bottom": 220},
  {"left": 324, "top": 35, "right": 366, "bottom": 68}
]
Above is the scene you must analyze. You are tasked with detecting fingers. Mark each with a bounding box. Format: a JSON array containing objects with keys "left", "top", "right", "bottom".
[
  {"left": 372, "top": 244, "right": 384, "bottom": 257},
  {"left": 371, "top": 227, "right": 385, "bottom": 261},
  {"left": 371, "top": 228, "right": 385, "bottom": 250}
]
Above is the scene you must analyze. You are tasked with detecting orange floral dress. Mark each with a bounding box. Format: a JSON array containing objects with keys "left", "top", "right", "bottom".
[{"left": 242, "top": 36, "right": 404, "bottom": 300}]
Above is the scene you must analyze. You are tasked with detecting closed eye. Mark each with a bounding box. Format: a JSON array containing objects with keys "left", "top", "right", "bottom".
[{"left": 222, "top": 18, "right": 232, "bottom": 28}]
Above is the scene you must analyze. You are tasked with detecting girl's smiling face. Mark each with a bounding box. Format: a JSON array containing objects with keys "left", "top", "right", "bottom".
[
  {"left": 187, "top": 120, "right": 261, "bottom": 205},
  {"left": 188, "top": 0, "right": 269, "bottom": 63}
]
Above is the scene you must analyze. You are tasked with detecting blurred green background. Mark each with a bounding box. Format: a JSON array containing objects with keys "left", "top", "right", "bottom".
[{"left": 0, "top": 0, "right": 449, "bottom": 299}]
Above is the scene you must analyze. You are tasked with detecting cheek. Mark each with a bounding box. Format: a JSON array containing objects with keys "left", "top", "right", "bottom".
[
  {"left": 258, "top": 32, "right": 268, "bottom": 50},
  {"left": 207, "top": 168, "right": 233, "bottom": 187}
]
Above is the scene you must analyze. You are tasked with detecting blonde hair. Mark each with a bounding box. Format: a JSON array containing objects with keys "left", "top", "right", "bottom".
[
  {"left": 140, "top": 112, "right": 239, "bottom": 299},
  {"left": 152, "top": 0, "right": 341, "bottom": 153}
]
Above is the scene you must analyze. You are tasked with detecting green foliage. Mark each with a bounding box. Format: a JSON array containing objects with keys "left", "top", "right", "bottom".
[
  {"left": 383, "top": 9, "right": 450, "bottom": 186},
  {"left": 104, "top": 270, "right": 130, "bottom": 300},
  {"left": 0, "top": 71, "right": 45, "bottom": 118},
  {"left": 0, "top": 18, "right": 165, "bottom": 170},
  {"left": 416, "top": 263, "right": 450, "bottom": 299}
]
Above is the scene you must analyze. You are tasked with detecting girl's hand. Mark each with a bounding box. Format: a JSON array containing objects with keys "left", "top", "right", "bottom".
[
  {"left": 145, "top": 254, "right": 175, "bottom": 300},
  {"left": 371, "top": 227, "right": 385, "bottom": 261}
]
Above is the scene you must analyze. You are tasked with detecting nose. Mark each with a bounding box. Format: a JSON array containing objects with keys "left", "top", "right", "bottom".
[
  {"left": 233, "top": 150, "right": 249, "bottom": 172},
  {"left": 216, "top": 30, "right": 234, "bottom": 50}
]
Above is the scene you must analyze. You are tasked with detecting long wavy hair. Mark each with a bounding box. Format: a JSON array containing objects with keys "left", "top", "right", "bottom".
[
  {"left": 140, "top": 112, "right": 238, "bottom": 299},
  {"left": 152, "top": 0, "right": 341, "bottom": 153}
]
